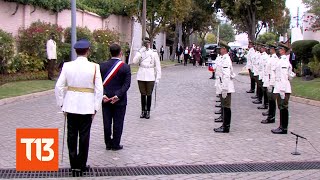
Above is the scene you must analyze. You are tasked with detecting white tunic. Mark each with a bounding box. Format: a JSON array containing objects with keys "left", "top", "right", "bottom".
[
  {"left": 55, "top": 57, "right": 104, "bottom": 114},
  {"left": 266, "top": 53, "right": 279, "bottom": 87},
  {"left": 133, "top": 48, "right": 161, "bottom": 81},
  {"left": 214, "top": 55, "right": 222, "bottom": 94},
  {"left": 259, "top": 52, "right": 269, "bottom": 81},
  {"left": 220, "top": 54, "right": 235, "bottom": 93},
  {"left": 273, "top": 55, "right": 295, "bottom": 94},
  {"left": 252, "top": 51, "right": 261, "bottom": 76},
  {"left": 245, "top": 47, "right": 255, "bottom": 70},
  {"left": 46, "top": 39, "right": 57, "bottom": 60}
]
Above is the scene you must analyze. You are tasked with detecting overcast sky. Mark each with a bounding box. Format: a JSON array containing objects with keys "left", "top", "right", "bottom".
[{"left": 286, "top": 0, "right": 308, "bottom": 28}]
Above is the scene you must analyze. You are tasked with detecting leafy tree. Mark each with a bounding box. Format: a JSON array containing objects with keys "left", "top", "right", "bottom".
[
  {"left": 303, "top": 0, "right": 320, "bottom": 31},
  {"left": 212, "top": 23, "right": 235, "bottom": 43},
  {"left": 216, "top": 0, "right": 286, "bottom": 41},
  {"left": 181, "top": 0, "right": 217, "bottom": 46},
  {"left": 257, "top": 32, "right": 277, "bottom": 45},
  {"left": 205, "top": 33, "right": 217, "bottom": 44}
]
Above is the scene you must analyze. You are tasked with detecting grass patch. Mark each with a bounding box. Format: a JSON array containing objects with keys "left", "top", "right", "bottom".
[
  {"left": 0, "top": 80, "right": 55, "bottom": 99},
  {"left": 291, "top": 77, "right": 320, "bottom": 101}
]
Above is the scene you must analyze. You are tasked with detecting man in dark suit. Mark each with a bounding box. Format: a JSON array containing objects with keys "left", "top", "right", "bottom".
[{"left": 100, "top": 43, "right": 131, "bottom": 151}]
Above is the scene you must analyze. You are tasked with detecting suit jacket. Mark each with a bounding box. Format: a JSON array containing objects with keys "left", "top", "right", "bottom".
[
  {"left": 55, "top": 56, "right": 104, "bottom": 114},
  {"left": 100, "top": 58, "right": 131, "bottom": 106}
]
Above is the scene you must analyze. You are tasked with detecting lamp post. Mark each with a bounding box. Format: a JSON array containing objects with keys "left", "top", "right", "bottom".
[
  {"left": 71, "top": 0, "right": 77, "bottom": 60},
  {"left": 142, "top": 0, "right": 146, "bottom": 40}
]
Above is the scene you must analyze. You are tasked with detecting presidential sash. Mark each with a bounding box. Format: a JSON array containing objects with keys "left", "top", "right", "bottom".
[{"left": 103, "top": 60, "right": 124, "bottom": 87}]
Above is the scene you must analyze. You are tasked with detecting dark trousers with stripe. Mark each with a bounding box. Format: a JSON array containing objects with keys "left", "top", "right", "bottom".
[{"left": 67, "top": 113, "right": 93, "bottom": 170}]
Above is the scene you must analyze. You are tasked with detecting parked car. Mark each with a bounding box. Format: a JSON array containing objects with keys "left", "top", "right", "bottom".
[{"left": 203, "top": 44, "right": 218, "bottom": 65}]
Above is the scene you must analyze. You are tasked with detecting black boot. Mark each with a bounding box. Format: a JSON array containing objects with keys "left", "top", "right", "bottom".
[
  {"left": 146, "top": 95, "right": 152, "bottom": 119},
  {"left": 262, "top": 111, "right": 269, "bottom": 116},
  {"left": 214, "top": 108, "right": 230, "bottom": 133},
  {"left": 252, "top": 99, "right": 262, "bottom": 104},
  {"left": 261, "top": 117, "right": 275, "bottom": 124},
  {"left": 271, "top": 109, "right": 287, "bottom": 134},
  {"left": 257, "top": 104, "right": 268, "bottom": 109},
  {"left": 140, "top": 95, "right": 146, "bottom": 118},
  {"left": 215, "top": 107, "right": 223, "bottom": 122},
  {"left": 145, "top": 111, "right": 150, "bottom": 119},
  {"left": 215, "top": 109, "right": 222, "bottom": 114}
]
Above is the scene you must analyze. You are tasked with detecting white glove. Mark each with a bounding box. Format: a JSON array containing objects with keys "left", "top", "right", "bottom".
[
  {"left": 280, "top": 91, "right": 285, "bottom": 100},
  {"left": 222, "top": 91, "right": 228, "bottom": 99}
]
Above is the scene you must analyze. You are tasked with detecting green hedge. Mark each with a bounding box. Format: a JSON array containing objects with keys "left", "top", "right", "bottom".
[
  {"left": 3, "top": 0, "right": 127, "bottom": 17},
  {"left": 292, "top": 40, "right": 319, "bottom": 64},
  {"left": 0, "top": 29, "right": 15, "bottom": 74}
]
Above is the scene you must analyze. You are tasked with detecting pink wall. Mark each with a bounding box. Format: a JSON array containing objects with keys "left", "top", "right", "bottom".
[{"left": 0, "top": 0, "right": 132, "bottom": 43}]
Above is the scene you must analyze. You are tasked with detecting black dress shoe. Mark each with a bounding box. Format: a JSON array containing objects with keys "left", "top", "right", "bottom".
[
  {"left": 252, "top": 100, "right": 262, "bottom": 104},
  {"left": 214, "top": 126, "right": 229, "bottom": 133},
  {"left": 140, "top": 111, "right": 146, "bottom": 118},
  {"left": 261, "top": 117, "right": 275, "bottom": 124},
  {"left": 81, "top": 165, "right": 90, "bottom": 172},
  {"left": 257, "top": 104, "right": 268, "bottom": 109},
  {"left": 145, "top": 111, "right": 150, "bottom": 119},
  {"left": 215, "top": 104, "right": 221, "bottom": 108},
  {"left": 106, "top": 142, "right": 112, "bottom": 150},
  {"left": 72, "top": 169, "right": 82, "bottom": 177},
  {"left": 209, "top": 77, "right": 214, "bottom": 79},
  {"left": 214, "top": 116, "right": 223, "bottom": 122},
  {"left": 215, "top": 109, "right": 222, "bottom": 114},
  {"left": 246, "top": 90, "right": 255, "bottom": 93},
  {"left": 112, "top": 145, "right": 123, "bottom": 151},
  {"left": 216, "top": 100, "right": 221, "bottom": 102},
  {"left": 262, "top": 111, "right": 269, "bottom": 116},
  {"left": 251, "top": 96, "right": 258, "bottom": 99},
  {"left": 271, "top": 127, "right": 287, "bottom": 134}
]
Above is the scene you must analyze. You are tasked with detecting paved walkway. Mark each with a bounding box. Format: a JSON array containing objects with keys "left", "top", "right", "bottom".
[{"left": 1, "top": 64, "right": 320, "bottom": 179}]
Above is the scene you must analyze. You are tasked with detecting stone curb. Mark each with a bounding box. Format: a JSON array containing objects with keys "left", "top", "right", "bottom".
[
  {"left": 290, "top": 96, "right": 320, "bottom": 107},
  {"left": 0, "top": 89, "right": 54, "bottom": 106},
  {"left": 0, "top": 63, "right": 180, "bottom": 106}
]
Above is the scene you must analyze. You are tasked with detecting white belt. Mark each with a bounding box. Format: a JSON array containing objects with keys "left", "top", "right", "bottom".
[{"left": 140, "top": 65, "right": 154, "bottom": 68}]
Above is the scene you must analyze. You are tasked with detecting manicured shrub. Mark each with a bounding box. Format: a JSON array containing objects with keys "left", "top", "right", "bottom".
[
  {"left": 64, "top": 27, "right": 94, "bottom": 43},
  {"left": 292, "top": 40, "right": 319, "bottom": 64},
  {"left": 0, "top": 29, "right": 15, "bottom": 74}
]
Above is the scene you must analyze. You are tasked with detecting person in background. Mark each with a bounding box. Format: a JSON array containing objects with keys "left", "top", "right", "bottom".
[
  {"left": 183, "top": 46, "right": 190, "bottom": 66},
  {"left": 46, "top": 33, "right": 57, "bottom": 80},
  {"left": 160, "top": 45, "right": 164, "bottom": 61}
]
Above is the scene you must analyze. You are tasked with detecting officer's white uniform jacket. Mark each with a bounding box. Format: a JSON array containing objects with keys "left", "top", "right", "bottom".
[
  {"left": 245, "top": 47, "right": 255, "bottom": 70},
  {"left": 273, "top": 55, "right": 295, "bottom": 94},
  {"left": 214, "top": 55, "right": 222, "bottom": 94},
  {"left": 259, "top": 52, "right": 269, "bottom": 81},
  {"left": 133, "top": 47, "right": 161, "bottom": 81},
  {"left": 220, "top": 54, "right": 235, "bottom": 93},
  {"left": 55, "top": 56, "right": 104, "bottom": 114},
  {"left": 266, "top": 53, "right": 279, "bottom": 87},
  {"left": 252, "top": 51, "right": 261, "bottom": 76},
  {"left": 46, "top": 39, "right": 57, "bottom": 60}
]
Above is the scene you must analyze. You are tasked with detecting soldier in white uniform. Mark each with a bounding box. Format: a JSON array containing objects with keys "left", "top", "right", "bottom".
[
  {"left": 214, "top": 45, "right": 235, "bottom": 133},
  {"left": 214, "top": 47, "right": 224, "bottom": 122},
  {"left": 55, "top": 39, "right": 103, "bottom": 176},
  {"left": 252, "top": 45, "right": 263, "bottom": 104},
  {"left": 257, "top": 45, "right": 270, "bottom": 109},
  {"left": 132, "top": 38, "right": 161, "bottom": 119},
  {"left": 261, "top": 45, "right": 279, "bottom": 123},
  {"left": 246, "top": 42, "right": 256, "bottom": 93},
  {"left": 46, "top": 33, "right": 57, "bottom": 80},
  {"left": 271, "top": 44, "right": 296, "bottom": 134}
]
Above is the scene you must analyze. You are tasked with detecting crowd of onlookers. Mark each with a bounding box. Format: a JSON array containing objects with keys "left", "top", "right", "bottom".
[{"left": 173, "top": 43, "right": 207, "bottom": 67}]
